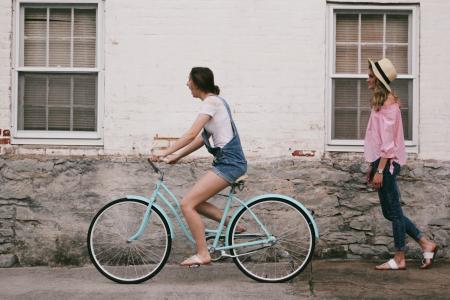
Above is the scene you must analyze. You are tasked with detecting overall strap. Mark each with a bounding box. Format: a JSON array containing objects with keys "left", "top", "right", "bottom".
[{"left": 216, "top": 96, "right": 237, "bottom": 136}]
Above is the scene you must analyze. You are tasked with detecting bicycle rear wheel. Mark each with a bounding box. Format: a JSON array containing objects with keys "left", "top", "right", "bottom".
[
  {"left": 228, "top": 197, "right": 315, "bottom": 282},
  {"left": 87, "top": 198, "right": 171, "bottom": 284}
]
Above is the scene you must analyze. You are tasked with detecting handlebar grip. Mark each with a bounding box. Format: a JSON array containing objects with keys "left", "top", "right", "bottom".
[{"left": 147, "top": 158, "right": 160, "bottom": 174}]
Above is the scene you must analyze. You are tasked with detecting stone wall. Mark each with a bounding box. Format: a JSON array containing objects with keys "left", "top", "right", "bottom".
[{"left": 0, "top": 154, "right": 449, "bottom": 266}]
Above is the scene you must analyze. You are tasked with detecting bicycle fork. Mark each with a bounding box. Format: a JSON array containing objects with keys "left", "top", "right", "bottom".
[{"left": 127, "top": 195, "right": 157, "bottom": 243}]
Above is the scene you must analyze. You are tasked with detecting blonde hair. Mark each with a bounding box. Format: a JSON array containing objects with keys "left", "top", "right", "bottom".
[{"left": 369, "top": 66, "right": 399, "bottom": 111}]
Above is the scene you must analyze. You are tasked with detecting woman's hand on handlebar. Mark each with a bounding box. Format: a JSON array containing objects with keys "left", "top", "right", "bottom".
[
  {"left": 149, "top": 149, "right": 179, "bottom": 164},
  {"left": 149, "top": 149, "right": 166, "bottom": 162}
]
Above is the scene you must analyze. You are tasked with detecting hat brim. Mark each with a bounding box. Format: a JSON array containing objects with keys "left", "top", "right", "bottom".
[{"left": 368, "top": 59, "right": 391, "bottom": 92}]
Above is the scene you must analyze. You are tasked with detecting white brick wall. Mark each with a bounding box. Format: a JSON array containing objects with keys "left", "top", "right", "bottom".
[
  {"left": 103, "top": 0, "right": 327, "bottom": 157},
  {"left": 418, "top": 0, "right": 450, "bottom": 160},
  {"left": 1, "top": 0, "right": 450, "bottom": 160},
  {"left": 0, "top": 0, "right": 11, "bottom": 131}
]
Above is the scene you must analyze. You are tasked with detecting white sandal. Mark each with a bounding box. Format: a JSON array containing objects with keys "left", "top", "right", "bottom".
[
  {"left": 375, "top": 258, "right": 406, "bottom": 271},
  {"left": 421, "top": 247, "right": 438, "bottom": 269}
]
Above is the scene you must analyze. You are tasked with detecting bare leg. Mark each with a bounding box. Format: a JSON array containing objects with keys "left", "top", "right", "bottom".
[
  {"left": 197, "top": 202, "right": 246, "bottom": 232},
  {"left": 196, "top": 202, "right": 223, "bottom": 222},
  {"left": 180, "top": 171, "right": 229, "bottom": 265}
]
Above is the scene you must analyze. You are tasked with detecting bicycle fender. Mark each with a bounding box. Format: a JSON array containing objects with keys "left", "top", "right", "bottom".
[
  {"left": 226, "top": 194, "right": 319, "bottom": 245},
  {"left": 126, "top": 195, "right": 175, "bottom": 239}
]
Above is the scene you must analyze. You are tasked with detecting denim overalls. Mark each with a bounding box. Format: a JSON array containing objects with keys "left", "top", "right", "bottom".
[{"left": 201, "top": 96, "right": 247, "bottom": 183}]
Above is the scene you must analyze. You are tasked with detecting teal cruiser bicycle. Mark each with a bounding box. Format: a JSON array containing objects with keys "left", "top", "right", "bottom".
[{"left": 87, "top": 160, "right": 319, "bottom": 283}]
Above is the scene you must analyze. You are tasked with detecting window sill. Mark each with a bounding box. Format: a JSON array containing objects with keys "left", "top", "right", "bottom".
[
  {"left": 326, "top": 143, "right": 418, "bottom": 154},
  {"left": 12, "top": 131, "right": 103, "bottom": 146}
]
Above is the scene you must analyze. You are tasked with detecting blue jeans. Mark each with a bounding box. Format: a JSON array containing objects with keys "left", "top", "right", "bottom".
[{"left": 372, "top": 159, "right": 422, "bottom": 251}]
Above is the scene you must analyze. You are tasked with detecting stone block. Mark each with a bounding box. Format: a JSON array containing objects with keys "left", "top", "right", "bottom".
[
  {"left": 15, "top": 206, "right": 37, "bottom": 221},
  {"left": 0, "top": 205, "right": 14, "bottom": 219},
  {"left": 349, "top": 216, "right": 373, "bottom": 231},
  {"left": 0, "top": 254, "right": 16, "bottom": 267},
  {"left": 0, "top": 228, "right": 14, "bottom": 237},
  {"left": 323, "top": 231, "right": 366, "bottom": 245},
  {"left": 349, "top": 244, "right": 389, "bottom": 257}
]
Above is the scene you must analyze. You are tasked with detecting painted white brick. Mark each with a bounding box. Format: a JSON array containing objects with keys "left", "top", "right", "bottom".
[{"left": 0, "top": 0, "right": 449, "bottom": 160}]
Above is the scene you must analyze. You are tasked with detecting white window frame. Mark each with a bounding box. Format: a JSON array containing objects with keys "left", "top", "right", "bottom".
[
  {"left": 11, "top": 0, "right": 104, "bottom": 146},
  {"left": 326, "top": 4, "right": 419, "bottom": 153}
]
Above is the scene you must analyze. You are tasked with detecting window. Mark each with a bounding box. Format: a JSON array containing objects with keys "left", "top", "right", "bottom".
[
  {"left": 12, "top": 1, "right": 103, "bottom": 144},
  {"left": 327, "top": 5, "right": 418, "bottom": 148}
]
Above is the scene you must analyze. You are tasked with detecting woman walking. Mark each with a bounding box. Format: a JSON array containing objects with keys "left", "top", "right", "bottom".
[
  {"left": 365, "top": 58, "right": 437, "bottom": 270},
  {"left": 150, "top": 67, "right": 247, "bottom": 267}
]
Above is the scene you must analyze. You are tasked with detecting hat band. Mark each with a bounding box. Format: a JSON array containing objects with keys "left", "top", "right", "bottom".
[{"left": 374, "top": 61, "right": 391, "bottom": 84}]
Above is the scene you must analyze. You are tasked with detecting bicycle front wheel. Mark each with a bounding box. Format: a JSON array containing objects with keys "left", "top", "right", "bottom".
[
  {"left": 87, "top": 198, "right": 171, "bottom": 284},
  {"left": 228, "top": 197, "right": 315, "bottom": 282}
]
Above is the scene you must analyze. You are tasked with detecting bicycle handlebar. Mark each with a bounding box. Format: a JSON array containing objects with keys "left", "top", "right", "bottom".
[{"left": 147, "top": 158, "right": 161, "bottom": 174}]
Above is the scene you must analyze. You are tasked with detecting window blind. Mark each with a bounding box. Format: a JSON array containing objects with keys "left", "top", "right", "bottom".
[{"left": 19, "top": 73, "right": 97, "bottom": 131}]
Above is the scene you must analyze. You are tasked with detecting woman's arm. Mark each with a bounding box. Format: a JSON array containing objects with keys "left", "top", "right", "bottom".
[
  {"left": 166, "top": 135, "right": 205, "bottom": 164},
  {"left": 150, "top": 114, "right": 210, "bottom": 161},
  {"left": 372, "top": 100, "right": 398, "bottom": 188}
]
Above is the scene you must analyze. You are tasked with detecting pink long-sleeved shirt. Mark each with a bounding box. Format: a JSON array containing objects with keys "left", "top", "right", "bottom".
[{"left": 364, "top": 102, "right": 406, "bottom": 174}]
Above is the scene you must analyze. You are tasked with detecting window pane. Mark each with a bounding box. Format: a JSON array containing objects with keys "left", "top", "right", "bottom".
[
  {"left": 390, "top": 79, "right": 412, "bottom": 140},
  {"left": 361, "top": 45, "right": 383, "bottom": 73},
  {"left": 359, "top": 110, "right": 371, "bottom": 139},
  {"left": 74, "top": 107, "right": 96, "bottom": 131},
  {"left": 49, "top": 9, "right": 71, "bottom": 67},
  {"left": 334, "top": 78, "right": 357, "bottom": 108},
  {"left": 24, "top": 106, "right": 46, "bottom": 130},
  {"left": 386, "top": 45, "right": 408, "bottom": 74},
  {"left": 49, "top": 77, "right": 71, "bottom": 106},
  {"left": 333, "top": 79, "right": 371, "bottom": 140},
  {"left": 334, "top": 110, "right": 357, "bottom": 139},
  {"left": 18, "top": 73, "right": 97, "bottom": 132},
  {"left": 386, "top": 15, "right": 408, "bottom": 43},
  {"left": 74, "top": 75, "right": 96, "bottom": 106},
  {"left": 361, "top": 14, "right": 383, "bottom": 42},
  {"left": 48, "top": 107, "right": 70, "bottom": 130},
  {"left": 74, "top": 9, "right": 96, "bottom": 67},
  {"left": 19, "top": 74, "right": 47, "bottom": 130},
  {"left": 336, "top": 45, "right": 358, "bottom": 73},
  {"left": 336, "top": 14, "right": 358, "bottom": 43},
  {"left": 24, "top": 8, "right": 47, "bottom": 66},
  {"left": 74, "top": 9, "right": 96, "bottom": 37},
  {"left": 74, "top": 39, "right": 96, "bottom": 67}
]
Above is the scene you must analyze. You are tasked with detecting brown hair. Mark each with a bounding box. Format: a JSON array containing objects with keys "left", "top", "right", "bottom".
[
  {"left": 190, "top": 67, "right": 220, "bottom": 95},
  {"left": 369, "top": 65, "right": 399, "bottom": 111}
]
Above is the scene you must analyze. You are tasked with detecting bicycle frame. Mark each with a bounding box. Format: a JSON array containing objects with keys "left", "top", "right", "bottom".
[{"left": 126, "top": 178, "right": 276, "bottom": 253}]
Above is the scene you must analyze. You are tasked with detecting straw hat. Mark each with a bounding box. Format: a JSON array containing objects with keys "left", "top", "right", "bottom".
[{"left": 368, "top": 58, "right": 397, "bottom": 92}]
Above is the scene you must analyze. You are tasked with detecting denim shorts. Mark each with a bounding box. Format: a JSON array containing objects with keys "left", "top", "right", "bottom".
[{"left": 212, "top": 153, "right": 247, "bottom": 184}]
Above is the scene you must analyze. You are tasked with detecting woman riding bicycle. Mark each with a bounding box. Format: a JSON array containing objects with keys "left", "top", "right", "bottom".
[{"left": 150, "top": 67, "right": 247, "bottom": 267}]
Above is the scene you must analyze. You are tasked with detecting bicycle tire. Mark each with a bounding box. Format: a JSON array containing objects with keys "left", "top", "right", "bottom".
[
  {"left": 87, "top": 198, "right": 171, "bottom": 284},
  {"left": 228, "top": 197, "right": 315, "bottom": 283}
]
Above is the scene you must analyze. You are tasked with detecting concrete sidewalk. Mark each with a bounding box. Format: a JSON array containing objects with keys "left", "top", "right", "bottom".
[{"left": 0, "top": 260, "right": 449, "bottom": 300}]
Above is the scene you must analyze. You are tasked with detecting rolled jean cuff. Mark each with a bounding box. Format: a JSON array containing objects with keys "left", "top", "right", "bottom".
[{"left": 415, "top": 232, "right": 423, "bottom": 241}]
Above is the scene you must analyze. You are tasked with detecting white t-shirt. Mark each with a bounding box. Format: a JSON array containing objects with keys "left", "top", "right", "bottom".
[{"left": 199, "top": 95, "right": 234, "bottom": 148}]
